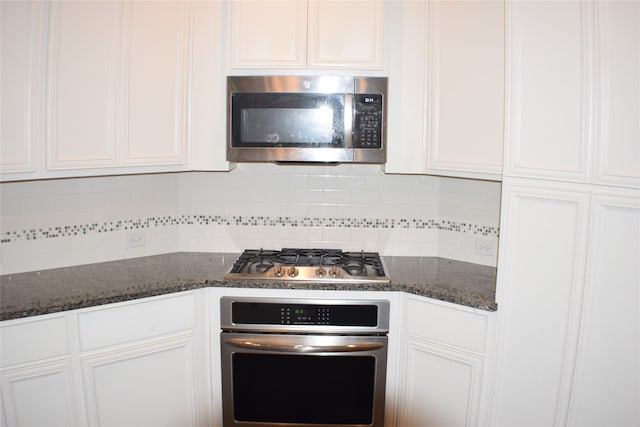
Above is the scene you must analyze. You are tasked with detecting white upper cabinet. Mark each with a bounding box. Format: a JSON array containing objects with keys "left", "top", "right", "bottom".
[
  {"left": 385, "top": 0, "right": 505, "bottom": 180},
  {"left": 0, "top": 1, "right": 47, "bottom": 177},
  {"left": 122, "top": 1, "right": 190, "bottom": 167},
  {"left": 230, "top": 0, "right": 307, "bottom": 69},
  {"left": 190, "top": 0, "right": 231, "bottom": 171},
  {"left": 229, "top": 0, "right": 385, "bottom": 71},
  {"left": 505, "top": 1, "right": 639, "bottom": 188},
  {"left": 45, "top": 1, "right": 120, "bottom": 170},
  {"left": 593, "top": 1, "right": 640, "bottom": 188},
  {"left": 46, "top": 1, "right": 189, "bottom": 173},
  {"left": 307, "top": 0, "right": 384, "bottom": 70},
  {"left": 1, "top": 1, "right": 233, "bottom": 182},
  {"left": 425, "top": 0, "right": 504, "bottom": 179}
]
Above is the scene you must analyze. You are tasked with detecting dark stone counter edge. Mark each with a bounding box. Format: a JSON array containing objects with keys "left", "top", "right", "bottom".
[{"left": 0, "top": 279, "right": 497, "bottom": 321}]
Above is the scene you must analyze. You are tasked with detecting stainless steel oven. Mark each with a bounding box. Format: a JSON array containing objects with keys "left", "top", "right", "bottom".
[{"left": 220, "top": 297, "right": 389, "bottom": 427}]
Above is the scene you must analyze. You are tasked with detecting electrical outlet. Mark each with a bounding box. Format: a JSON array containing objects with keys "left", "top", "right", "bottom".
[
  {"left": 475, "top": 238, "right": 496, "bottom": 257},
  {"left": 125, "top": 231, "right": 146, "bottom": 249}
]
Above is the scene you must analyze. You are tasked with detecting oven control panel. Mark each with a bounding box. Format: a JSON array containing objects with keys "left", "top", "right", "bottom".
[
  {"left": 221, "top": 297, "right": 389, "bottom": 330},
  {"left": 229, "top": 301, "right": 379, "bottom": 327}
]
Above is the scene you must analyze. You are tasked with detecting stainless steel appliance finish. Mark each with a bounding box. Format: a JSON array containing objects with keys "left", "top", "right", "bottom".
[
  {"left": 223, "top": 248, "right": 391, "bottom": 284},
  {"left": 220, "top": 297, "right": 389, "bottom": 427},
  {"left": 227, "top": 75, "right": 387, "bottom": 164}
]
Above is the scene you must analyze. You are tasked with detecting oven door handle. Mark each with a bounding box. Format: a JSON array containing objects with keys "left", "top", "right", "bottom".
[{"left": 223, "top": 337, "right": 385, "bottom": 353}]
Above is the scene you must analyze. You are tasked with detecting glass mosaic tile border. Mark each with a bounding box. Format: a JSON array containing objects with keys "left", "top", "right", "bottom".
[{"left": 1, "top": 214, "right": 499, "bottom": 244}]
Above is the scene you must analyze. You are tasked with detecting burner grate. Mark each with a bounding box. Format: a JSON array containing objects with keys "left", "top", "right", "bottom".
[{"left": 226, "top": 248, "right": 389, "bottom": 282}]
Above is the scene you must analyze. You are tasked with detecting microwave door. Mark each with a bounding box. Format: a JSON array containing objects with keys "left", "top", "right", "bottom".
[{"left": 229, "top": 92, "right": 352, "bottom": 163}]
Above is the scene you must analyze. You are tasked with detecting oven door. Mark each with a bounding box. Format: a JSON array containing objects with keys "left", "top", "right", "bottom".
[{"left": 220, "top": 332, "right": 387, "bottom": 427}]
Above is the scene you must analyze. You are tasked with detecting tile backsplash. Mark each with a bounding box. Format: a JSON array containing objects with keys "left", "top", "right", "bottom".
[{"left": 0, "top": 164, "right": 501, "bottom": 274}]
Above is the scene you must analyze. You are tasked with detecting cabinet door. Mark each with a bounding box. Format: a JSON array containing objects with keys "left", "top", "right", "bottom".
[
  {"left": 0, "top": 1, "right": 46, "bottom": 178},
  {"left": 567, "top": 192, "right": 639, "bottom": 426},
  {"left": 491, "top": 182, "right": 590, "bottom": 426},
  {"left": 505, "top": 1, "right": 591, "bottom": 182},
  {"left": 426, "top": 0, "right": 504, "bottom": 180},
  {"left": 77, "top": 292, "right": 210, "bottom": 427},
  {"left": 1, "top": 315, "right": 79, "bottom": 427},
  {"left": 191, "top": 0, "right": 231, "bottom": 171},
  {"left": 385, "top": 0, "right": 428, "bottom": 174},
  {"left": 45, "top": 1, "right": 120, "bottom": 170},
  {"left": 1, "top": 360, "right": 79, "bottom": 427},
  {"left": 81, "top": 336, "right": 198, "bottom": 427},
  {"left": 229, "top": 0, "right": 307, "bottom": 69},
  {"left": 593, "top": 1, "right": 640, "bottom": 188},
  {"left": 397, "top": 336, "right": 484, "bottom": 427},
  {"left": 398, "top": 296, "right": 490, "bottom": 426},
  {"left": 307, "top": 0, "right": 384, "bottom": 70},
  {"left": 122, "top": 1, "right": 189, "bottom": 166},
  {"left": 46, "top": 1, "right": 189, "bottom": 173},
  {"left": 385, "top": 0, "right": 503, "bottom": 179}
]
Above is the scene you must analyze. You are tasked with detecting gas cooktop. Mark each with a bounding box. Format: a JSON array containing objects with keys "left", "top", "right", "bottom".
[{"left": 224, "top": 248, "right": 391, "bottom": 284}]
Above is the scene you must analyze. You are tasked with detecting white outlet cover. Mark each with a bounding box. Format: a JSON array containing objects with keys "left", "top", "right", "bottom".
[
  {"left": 125, "top": 231, "right": 146, "bottom": 249},
  {"left": 474, "top": 238, "right": 496, "bottom": 257}
]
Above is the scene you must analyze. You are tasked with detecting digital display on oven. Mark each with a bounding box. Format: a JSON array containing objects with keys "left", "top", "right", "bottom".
[{"left": 231, "top": 302, "right": 378, "bottom": 326}]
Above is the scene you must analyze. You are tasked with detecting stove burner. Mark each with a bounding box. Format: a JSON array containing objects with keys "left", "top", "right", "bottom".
[
  {"left": 225, "top": 248, "right": 390, "bottom": 283},
  {"left": 343, "top": 261, "right": 366, "bottom": 276},
  {"left": 252, "top": 260, "right": 274, "bottom": 273}
]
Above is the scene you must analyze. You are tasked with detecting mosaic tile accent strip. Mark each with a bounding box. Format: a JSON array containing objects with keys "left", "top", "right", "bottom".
[{"left": 1, "top": 214, "right": 499, "bottom": 243}]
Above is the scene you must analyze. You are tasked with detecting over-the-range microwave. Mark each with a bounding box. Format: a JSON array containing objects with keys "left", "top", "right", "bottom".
[{"left": 227, "top": 75, "right": 387, "bottom": 164}]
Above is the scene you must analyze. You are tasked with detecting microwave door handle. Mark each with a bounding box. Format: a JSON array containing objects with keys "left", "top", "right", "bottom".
[
  {"left": 223, "top": 337, "right": 384, "bottom": 353},
  {"left": 344, "top": 93, "right": 353, "bottom": 149}
]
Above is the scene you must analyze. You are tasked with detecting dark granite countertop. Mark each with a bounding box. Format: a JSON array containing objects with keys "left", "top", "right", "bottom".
[{"left": 0, "top": 252, "right": 497, "bottom": 321}]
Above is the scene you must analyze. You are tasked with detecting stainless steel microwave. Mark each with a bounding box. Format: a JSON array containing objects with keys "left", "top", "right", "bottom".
[{"left": 227, "top": 75, "right": 387, "bottom": 164}]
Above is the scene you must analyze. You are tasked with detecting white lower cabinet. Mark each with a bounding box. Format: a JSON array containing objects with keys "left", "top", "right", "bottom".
[
  {"left": 76, "top": 291, "right": 210, "bottom": 427},
  {"left": 1, "top": 360, "right": 78, "bottom": 427},
  {"left": 81, "top": 336, "right": 198, "bottom": 427},
  {"left": 0, "top": 315, "right": 81, "bottom": 427},
  {"left": 395, "top": 295, "right": 494, "bottom": 427},
  {"left": 1, "top": 290, "right": 211, "bottom": 427},
  {"left": 566, "top": 192, "right": 640, "bottom": 426},
  {"left": 490, "top": 180, "right": 640, "bottom": 426}
]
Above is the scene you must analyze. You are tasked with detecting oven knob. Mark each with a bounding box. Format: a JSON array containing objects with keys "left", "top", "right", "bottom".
[
  {"left": 287, "top": 266, "right": 299, "bottom": 277},
  {"left": 315, "top": 267, "right": 327, "bottom": 277},
  {"left": 274, "top": 266, "right": 285, "bottom": 277},
  {"left": 328, "top": 267, "right": 341, "bottom": 278}
]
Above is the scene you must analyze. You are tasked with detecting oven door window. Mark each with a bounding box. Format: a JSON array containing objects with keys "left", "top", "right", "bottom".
[
  {"left": 232, "top": 353, "right": 375, "bottom": 425},
  {"left": 231, "top": 93, "right": 345, "bottom": 147}
]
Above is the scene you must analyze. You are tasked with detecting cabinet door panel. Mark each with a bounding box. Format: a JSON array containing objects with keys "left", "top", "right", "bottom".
[
  {"left": 230, "top": 0, "right": 307, "bottom": 68},
  {"left": 78, "top": 294, "right": 195, "bottom": 351},
  {"left": 123, "top": 1, "right": 188, "bottom": 165},
  {"left": 406, "top": 297, "right": 487, "bottom": 353},
  {"left": 308, "top": 0, "right": 384, "bottom": 69},
  {"left": 0, "top": 1, "right": 45, "bottom": 175},
  {"left": 568, "top": 194, "right": 640, "bottom": 426},
  {"left": 491, "top": 183, "right": 589, "bottom": 426},
  {"left": 1, "top": 316, "right": 69, "bottom": 366},
  {"left": 384, "top": 0, "right": 427, "bottom": 174},
  {"left": 46, "top": 1, "right": 119, "bottom": 169},
  {"left": 1, "top": 360, "right": 79, "bottom": 427},
  {"left": 427, "top": 0, "right": 504, "bottom": 178},
  {"left": 594, "top": 2, "right": 640, "bottom": 188},
  {"left": 506, "top": 2, "right": 591, "bottom": 181},
  {"left": 82, "top": 336, "right": 198, "bottom": 427},
  {"left": 397, "top": 337, "right": 482, "bottom": 427}
]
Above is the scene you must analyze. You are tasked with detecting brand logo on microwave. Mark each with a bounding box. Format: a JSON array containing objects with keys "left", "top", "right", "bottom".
[{"left": 364, "top": 97, "right": 378, "bottom": 103}]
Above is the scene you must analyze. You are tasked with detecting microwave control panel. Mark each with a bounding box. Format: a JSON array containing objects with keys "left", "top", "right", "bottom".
[{"left": 353, "top": 94, "right": 383, "bottom": 149}]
